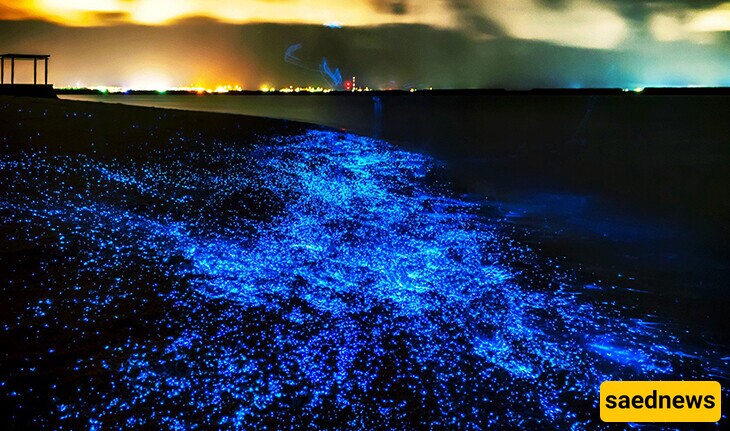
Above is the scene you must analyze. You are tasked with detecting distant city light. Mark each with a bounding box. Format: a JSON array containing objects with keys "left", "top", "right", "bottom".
[
  {"left": 213, "top": 85, "right": 243, "bottom": 93},
  {"left": 57, "top": 82, "right": 408, "bottom": 93}
]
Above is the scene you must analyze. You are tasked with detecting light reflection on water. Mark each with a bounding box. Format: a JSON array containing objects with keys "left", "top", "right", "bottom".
[{"left": 0, "top": 129, "right": 726, "bottom": 430}]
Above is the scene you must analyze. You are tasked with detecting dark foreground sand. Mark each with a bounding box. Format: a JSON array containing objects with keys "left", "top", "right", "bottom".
[{"left": 0, "top": 96, "right": 727, "bottom": 430}]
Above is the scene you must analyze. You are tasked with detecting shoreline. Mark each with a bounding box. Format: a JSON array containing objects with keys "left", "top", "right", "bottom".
[
  {"left": 57, "top": 92, "right": 730, "bottom": 243},
  {"left": 56, "top": 87, "right": 730, "bottom": 96}
]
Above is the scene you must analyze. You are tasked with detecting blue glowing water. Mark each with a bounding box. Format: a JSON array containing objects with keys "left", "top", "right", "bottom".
[{"left": 0, "top": 129, "right": 726, "bottom": 429}]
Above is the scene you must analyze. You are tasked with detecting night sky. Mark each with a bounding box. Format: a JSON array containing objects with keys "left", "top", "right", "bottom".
[{"left": 0, "top": 1, "right": 729, "bottom": 89}]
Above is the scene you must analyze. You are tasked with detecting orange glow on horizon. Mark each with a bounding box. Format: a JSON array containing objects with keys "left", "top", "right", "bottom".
[{"left": 56, "top": 83, "right": 339, "bottom": 93}]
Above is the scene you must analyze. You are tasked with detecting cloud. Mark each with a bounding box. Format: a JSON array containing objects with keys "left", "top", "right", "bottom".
[
  {"left": 650, "top": 14, "right": 686, "bottom": 41},
  {"left": 686, "top": 2, "right": 730, "bottom": 31},
  {"left": 2, "top": 0, "right": 729, "bottom": 52},
  {"left": 444, "top": 0, "right": 504, "bottom": 38},
  {"left": 479, "top": 0, "right": 629, "bottom": 49},
  {"left": 0, "top": 3, "right": 34, "bottom": 20},
  {"left": 649, "top": 2, "right": 730, "bottom": 43},
  {"left": 87, "top": 11, "right": 131, "bottom": 24},
  {"left": 1, "top": 18, "right": 727, "bottom": 89},
  {"left": 368, "top": 0, "right": 409, "bottom": 16},
  {"left": 1, "top": 0, "right": 459, "bottom": 28},
  {"left": 598, "top": 0, "right": 726, "bottom": 21}
]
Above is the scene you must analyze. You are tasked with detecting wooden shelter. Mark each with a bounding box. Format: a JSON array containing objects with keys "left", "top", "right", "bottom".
[{"left": 1, "top": 53, "right": 50, "bottom": 85}]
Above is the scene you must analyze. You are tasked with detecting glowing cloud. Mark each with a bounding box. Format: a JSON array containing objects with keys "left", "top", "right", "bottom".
[
  {"left": 687, "top": 3, "right": 730, "bottom": 33},
  {"left": 649, "top": 14, "right": 685, "bottom": 42},
  {"left": 649, "top": 3, "right": 730, "bottom": 43},
  {"left": 4, "top": 0, "right": 460, "bottom": 28},
  {"left": 131, "top": 0, "right": 196, "bottom": 25},
  {"left": 482, "top": 0, "right": 629, "bottom": 49}
]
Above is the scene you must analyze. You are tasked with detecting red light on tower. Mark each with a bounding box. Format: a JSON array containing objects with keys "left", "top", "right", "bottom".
[{"left": 344, "top": 80, "right": 353, "bottom": 91}]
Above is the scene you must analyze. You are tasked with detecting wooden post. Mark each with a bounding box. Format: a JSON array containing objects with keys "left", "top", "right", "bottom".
[
  {"left": 11, "top": 56, "right": 14, "bottom": 85},
  {"left": 34, "top": 58, "right": 37, "bottom": 84},
  {"left": 1, "top": 57, "right": 4, "bottom": 85},
  {"left": 45, "top": 57, "right": 48, "bottom": 85}
]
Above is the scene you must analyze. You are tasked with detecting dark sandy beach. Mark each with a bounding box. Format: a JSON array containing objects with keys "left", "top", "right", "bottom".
[{"left": 1, "top": 95, "right": 727, "bottom": 430}]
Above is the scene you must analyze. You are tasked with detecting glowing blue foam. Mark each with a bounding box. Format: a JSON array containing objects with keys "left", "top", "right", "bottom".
[{"left": 0, "top": 129, "right": 725, "bottom": 430}]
